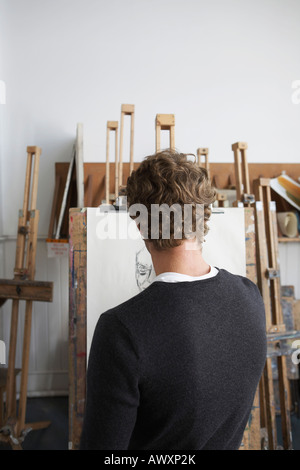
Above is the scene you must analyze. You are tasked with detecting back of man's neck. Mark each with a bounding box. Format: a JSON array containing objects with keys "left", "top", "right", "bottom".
[{"left": 147, "top": 240, "right": 210, "bottom": 277}]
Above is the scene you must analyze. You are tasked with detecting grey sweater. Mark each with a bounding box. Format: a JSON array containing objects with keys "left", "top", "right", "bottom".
[{"left": 80, "top": 268, "right": 266, "bottom": 450}]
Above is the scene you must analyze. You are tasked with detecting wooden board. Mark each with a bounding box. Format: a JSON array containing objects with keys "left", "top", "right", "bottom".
[
  {"left": 51, "top": 162, "right": 300, "bottom": 218},
  {"left": 0, "top": 279, "right": 53, "bottom": 302},
  {"left": 68, "top": 207, "right": 260, "bottom": 450},
  {"left": 68, "top": 208, "right": 87, "bottom": 450}
]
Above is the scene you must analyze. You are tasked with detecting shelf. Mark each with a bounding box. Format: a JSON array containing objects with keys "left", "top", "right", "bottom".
[{"left": 278, "top": 237, "right": 300, "bottom": 243}]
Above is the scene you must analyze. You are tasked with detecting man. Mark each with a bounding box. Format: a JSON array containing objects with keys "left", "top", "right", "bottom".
[{"left": 80, "top": 149, "right": 266, "bottom": 450}]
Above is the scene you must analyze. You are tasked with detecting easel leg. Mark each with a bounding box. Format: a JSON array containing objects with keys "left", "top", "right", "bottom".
[
  {"left": 170, "top": 126, "right": 175, "bottom": 150},
  {"left": 263, "top": 358, "right": 277, "bottom": 449},
  {"left": 277, "top": 356, "right": 293, "bottom": 449},
  {"left": 6, "top": 299, "right": 19, "bottom": 419}
]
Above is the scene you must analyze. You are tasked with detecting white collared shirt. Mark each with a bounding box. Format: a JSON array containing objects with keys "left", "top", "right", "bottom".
[{"left": 153, "top": 265, "right": 219, "bottom": 283}]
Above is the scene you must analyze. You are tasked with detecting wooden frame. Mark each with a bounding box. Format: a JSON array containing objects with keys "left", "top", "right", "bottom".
[
  {"left": 68, "top": 207, "right": 259, "bottom": 450},
  {"left": 49, "top": 162, "right": 300, "bottom": 217},
  {"left": 0, "top": 279, "right": 53, "bottom": 302}
]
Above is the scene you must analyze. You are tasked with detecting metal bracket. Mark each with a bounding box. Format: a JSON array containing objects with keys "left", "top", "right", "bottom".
[
  {"left": 266, "top": 268, "right": 280, "bottom": 279},
  {"left": 242, "top": 193, "right": 255, "bottom": 204}
]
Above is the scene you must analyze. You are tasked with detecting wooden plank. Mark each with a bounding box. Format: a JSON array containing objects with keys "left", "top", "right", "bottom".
[
  {"left": 51, "top": 162, "right": 300, "bottom": 210},
  {"left": 5, "top": 299, "right": 20, "bottom": 418},
  {"left": 68, "top": 208, "right": 87, "bottom": 450},
  {"left": 0, "top": 279, "right": 53, "bottom": 302}
]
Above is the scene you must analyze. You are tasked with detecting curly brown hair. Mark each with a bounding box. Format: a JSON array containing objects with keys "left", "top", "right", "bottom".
[{"left": 126, "top": 149, "right": 216, "bottom": 250}]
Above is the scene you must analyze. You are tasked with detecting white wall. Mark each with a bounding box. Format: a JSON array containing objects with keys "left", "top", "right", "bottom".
[
  {"left": 0, "top": 0, "right": 300, "bottom": 236},
  {"left": 0, "top": 0, "right": 300, "bottom": 395}
]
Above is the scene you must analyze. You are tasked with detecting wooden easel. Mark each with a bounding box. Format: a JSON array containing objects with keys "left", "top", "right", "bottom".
[
  {"left": 119, "top": 104, "right": 135, "bottom": 192},
  {"left": 155, "top": 114, "right": 175, "bottom": 152},
  {"left": 232, "top": 142, "right": 254, "bottom": 206},
  {"left": 0, "top": 147, "right": 53, "bottom": 449},
  {"left": 197, "top": 148, "right": 210, "bottom": 179},
  {"left": 68, "top": 206, "right": 258, "bottom": 450},
  {"left": 105, "top": 121, "right": 119, "bottom": 204},
  {"left": 231, "top": 140, "right": 292, "bottom": 449},
  {"left": 253, "top": 177, "right": 293, "bottom": 450}
]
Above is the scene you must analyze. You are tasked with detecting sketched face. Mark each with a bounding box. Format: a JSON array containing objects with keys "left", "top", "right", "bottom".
[{"left": 135, "top": 246, "right": 154, "bottom": 291}]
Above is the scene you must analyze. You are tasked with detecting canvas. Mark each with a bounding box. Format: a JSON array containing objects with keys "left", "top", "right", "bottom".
[{"left": 86, "top": 207, "right": 246, "bottom": 359}]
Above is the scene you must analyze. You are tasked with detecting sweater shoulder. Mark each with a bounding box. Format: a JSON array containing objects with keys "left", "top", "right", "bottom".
[
  {"left": 218, "top": 268, "right": 264, "bottom": 302},
  {"left": 220, "top": 268, "right": 259, "bottom": 289},
  {"left": 101, "top": 283, "right": 158, "bottom": 321}
]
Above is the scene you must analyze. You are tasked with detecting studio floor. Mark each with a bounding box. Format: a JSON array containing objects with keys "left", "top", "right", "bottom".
[
  {"left": 0, "top": 396, "right": 68, "bottom": 450},
  {"left": 0, "top": 396, "right": 300, "bottom": 450}
]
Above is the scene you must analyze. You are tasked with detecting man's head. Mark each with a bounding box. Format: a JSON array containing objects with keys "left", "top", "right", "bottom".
[{"left": 126, "top": 149, "right": 216, "bottom": 251}]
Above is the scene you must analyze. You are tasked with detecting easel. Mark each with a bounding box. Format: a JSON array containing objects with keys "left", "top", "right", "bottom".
[
  {"left": 118, "top": 104, "right": 135, "bottom": 192},
  {"left": 253, "top": 177, "right": 293, "bottom": 450},
  {"left": 155, "top": 114, "right": 175, "bottom": 151},
  {"left": 231, "top": 141, "right": 293, "bottom": 449},
  {"left": 196, "top": 148, "right": 210, "bottom": 179},
  {"left": 232, "top": 142, "right": 254, "bottom": 206},
  {"left": 0, "top": 147, "right": 53, "bottom": 449},
  {"left": 198, "top": 147, "right": 227, "bottom": 207},
  {"left": 68, "top": 206, "right": 258, "bottom": 450},
  {"left": 105, "top": 121, "right": 119, "bottom": 204}
]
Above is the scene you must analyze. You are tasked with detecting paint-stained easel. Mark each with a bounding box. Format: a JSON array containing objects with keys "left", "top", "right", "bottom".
[
  {"left": 253, "top": 177, "right": 293, "bottom": 450},
  {"left": 155, "top": 114, "right": 175, "bottom": 152},
  {"left": 0, "top": 147, "right": 53, "bottom": 449},
  {"left": 232, "top": 141, "right": 293, "bottom": 450},
  {"left": 68, "top": 206, "right": 257, "bottom": 450}
]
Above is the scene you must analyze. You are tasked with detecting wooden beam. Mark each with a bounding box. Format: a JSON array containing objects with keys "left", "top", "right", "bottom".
[{"left": 0, "top": 279, "right": 53, "bottom": 302}]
